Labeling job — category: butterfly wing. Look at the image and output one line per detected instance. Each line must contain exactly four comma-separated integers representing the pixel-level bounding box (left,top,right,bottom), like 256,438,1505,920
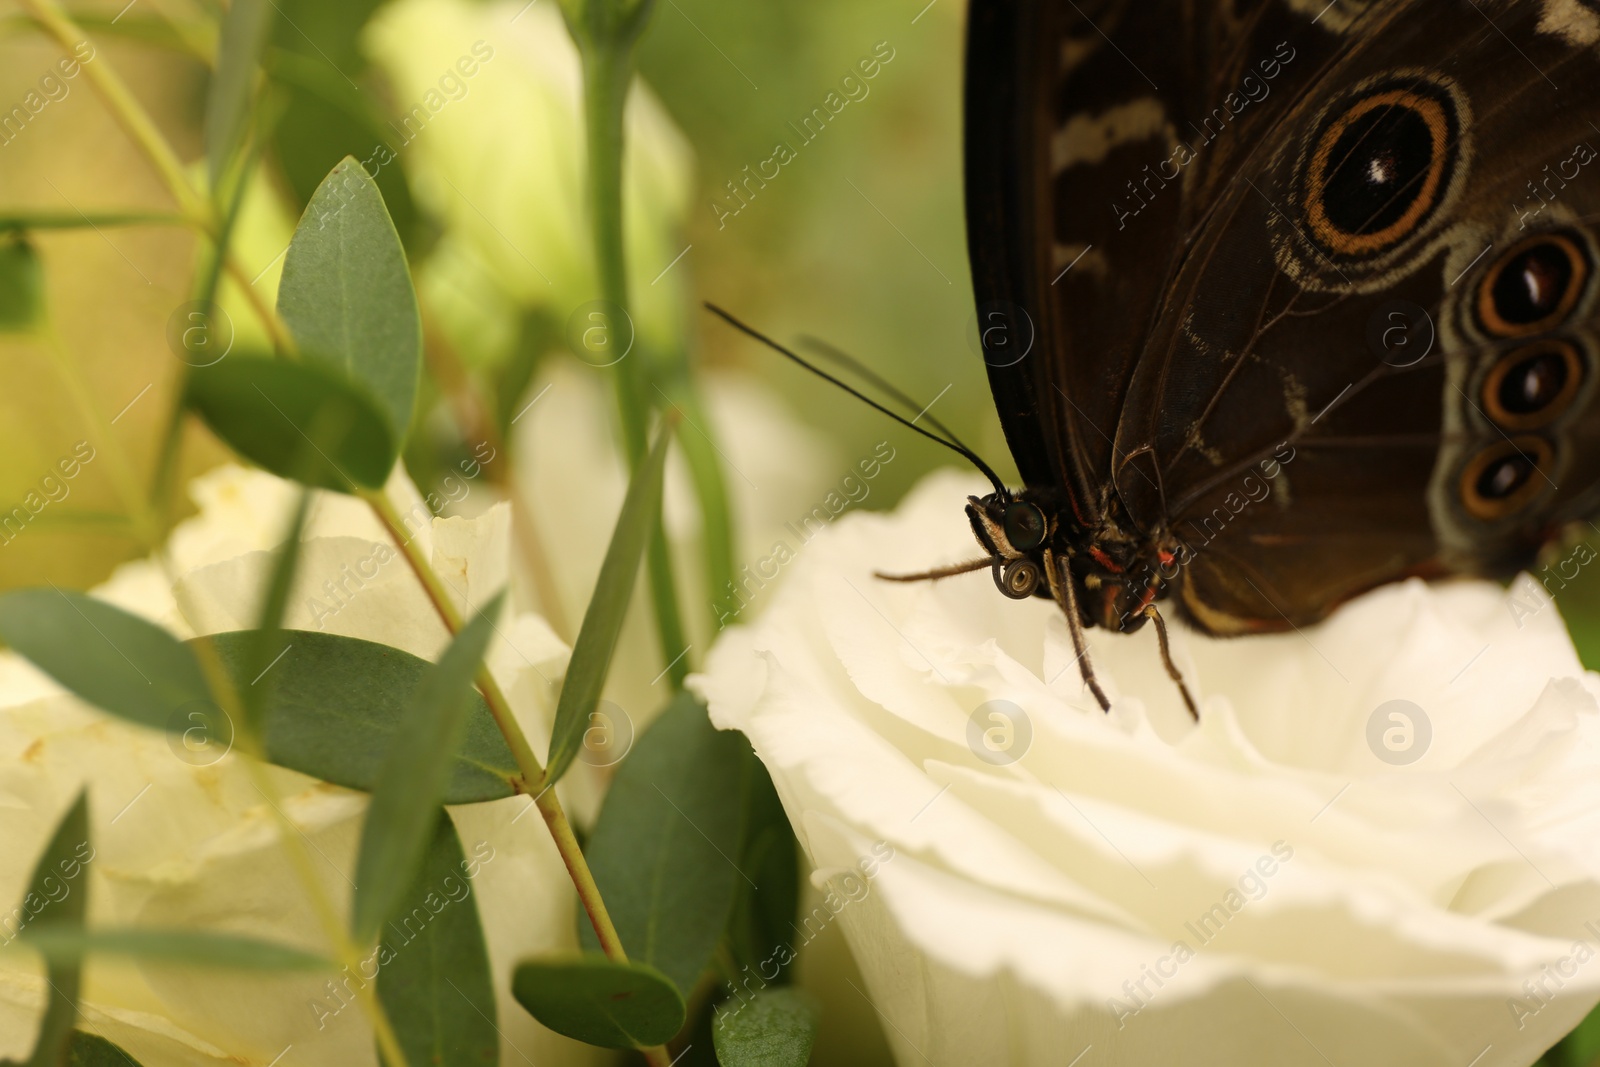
964,0,1351,520
968,0,1600,634
1103,0,1600,632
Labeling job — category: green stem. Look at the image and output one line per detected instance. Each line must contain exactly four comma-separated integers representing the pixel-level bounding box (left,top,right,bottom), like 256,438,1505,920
362,487,548,787
16,0,292,354
366,480,670,1067
579,41,690,687
661,375,736,633
38,325,411,1067
0,210,187,230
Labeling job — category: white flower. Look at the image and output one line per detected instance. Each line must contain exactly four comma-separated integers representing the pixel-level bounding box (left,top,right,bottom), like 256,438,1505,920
693,468,1600,1067
0,466,601,1067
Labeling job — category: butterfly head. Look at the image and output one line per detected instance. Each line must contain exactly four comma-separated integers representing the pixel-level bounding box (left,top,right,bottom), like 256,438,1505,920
965,493,1052,601
966,492,1175,634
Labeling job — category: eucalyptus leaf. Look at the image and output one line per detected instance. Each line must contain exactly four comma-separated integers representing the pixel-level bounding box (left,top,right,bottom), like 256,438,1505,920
0,231,44,333
66,1032,146,1067
17,791,89,1067
352,594,503,943
712,988,819,1067
377,815,498,1066
0,589,208,730
547,422,672,784
203,0,272,185
579,692,749,998
200,629,518,802
185,354,396,491
511,954,684,1049
15,927,332,971
278,156,420,449
725,748,800,984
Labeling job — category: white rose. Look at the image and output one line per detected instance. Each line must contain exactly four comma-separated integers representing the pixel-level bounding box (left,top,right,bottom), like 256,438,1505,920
0,466,601,1067
693,469,1600,1067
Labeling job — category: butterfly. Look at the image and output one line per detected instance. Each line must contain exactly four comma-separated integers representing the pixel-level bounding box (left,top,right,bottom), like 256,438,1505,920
925,0,1600,716
712,0,1600,720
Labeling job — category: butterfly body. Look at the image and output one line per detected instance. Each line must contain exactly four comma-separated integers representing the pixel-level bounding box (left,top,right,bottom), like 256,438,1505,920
963,0,1600,665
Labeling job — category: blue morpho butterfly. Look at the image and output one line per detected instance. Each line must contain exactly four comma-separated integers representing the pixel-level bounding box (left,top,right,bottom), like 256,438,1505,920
712,0,1600,719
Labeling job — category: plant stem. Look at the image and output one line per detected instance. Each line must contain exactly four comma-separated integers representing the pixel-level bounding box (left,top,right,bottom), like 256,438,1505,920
534,789,624,958
16,11,407,1054
17,0,206,223
17,0,293,353
659,375,736,635
39,325,412,1067
365,480,671,1067
362,487,548,786
579,42,691,687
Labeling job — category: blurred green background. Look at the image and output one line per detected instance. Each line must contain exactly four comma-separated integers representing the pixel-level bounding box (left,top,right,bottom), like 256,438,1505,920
0,0,1013,589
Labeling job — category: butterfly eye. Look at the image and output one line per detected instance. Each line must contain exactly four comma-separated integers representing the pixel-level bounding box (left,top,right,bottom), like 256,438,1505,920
1476,232,1590,338
1002,501,1047,551
996,558,1041,600
1481,341,1583,430
1303,80,1460,259
1459,436,1553,521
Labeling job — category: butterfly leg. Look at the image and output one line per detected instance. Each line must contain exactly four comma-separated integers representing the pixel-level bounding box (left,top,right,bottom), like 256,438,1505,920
1043,549,1111,712
1145,605,1199,722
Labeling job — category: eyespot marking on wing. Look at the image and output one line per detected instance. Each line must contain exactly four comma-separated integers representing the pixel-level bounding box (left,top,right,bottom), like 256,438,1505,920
1474,231,1592,338
1480,341,1584,431
1458,436,1554,521
1303,80,1461,258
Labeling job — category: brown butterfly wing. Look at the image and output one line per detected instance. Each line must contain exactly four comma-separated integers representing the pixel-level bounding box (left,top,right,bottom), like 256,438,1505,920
964,0,1351,519
969,0,1600,635
1105,1,1600,633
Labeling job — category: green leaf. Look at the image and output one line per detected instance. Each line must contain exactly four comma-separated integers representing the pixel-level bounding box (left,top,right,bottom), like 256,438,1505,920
200,630,518,803
547,422,673,784
14,927,332,971
0,589,208,730
377,816,498,1066
0,231,44,333
578,692,749,998
278,156,421,450
17,791,89,1067
712,988,818,1067
351,594,504,943
511,954,684,1049
1551,1002,1600,1067
185,353,396,491
66,1032,146,1067
203,0,273,186
725,747,800,984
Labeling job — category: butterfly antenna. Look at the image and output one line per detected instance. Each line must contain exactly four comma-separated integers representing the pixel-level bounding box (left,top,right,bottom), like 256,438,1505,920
704,303,1009,497
795,334,971,453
